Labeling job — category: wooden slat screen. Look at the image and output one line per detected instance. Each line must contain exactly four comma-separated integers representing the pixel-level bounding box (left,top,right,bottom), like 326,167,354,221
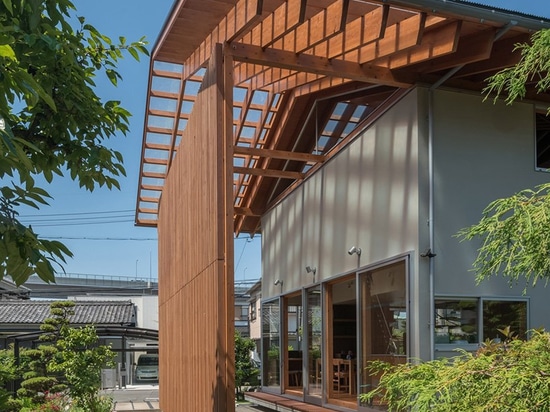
158,44,235,412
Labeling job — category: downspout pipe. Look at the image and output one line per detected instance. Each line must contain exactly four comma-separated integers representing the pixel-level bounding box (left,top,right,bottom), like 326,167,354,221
426,19,516,360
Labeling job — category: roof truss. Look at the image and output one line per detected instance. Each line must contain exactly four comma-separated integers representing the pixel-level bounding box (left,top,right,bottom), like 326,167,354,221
136,0,550,231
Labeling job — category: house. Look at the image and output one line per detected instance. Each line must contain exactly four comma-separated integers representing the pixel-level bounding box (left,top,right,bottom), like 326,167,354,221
135,1,550,411
0,300,136,347
247,280,262,354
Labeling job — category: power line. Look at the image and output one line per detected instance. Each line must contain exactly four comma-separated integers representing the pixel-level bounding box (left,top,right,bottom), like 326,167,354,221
19,209,135,218
27,218,134,227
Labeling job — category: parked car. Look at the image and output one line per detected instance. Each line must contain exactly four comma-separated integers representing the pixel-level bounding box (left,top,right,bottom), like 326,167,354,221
135,354,159,382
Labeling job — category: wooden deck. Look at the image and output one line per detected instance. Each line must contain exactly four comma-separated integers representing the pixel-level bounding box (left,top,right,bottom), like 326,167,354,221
245,391,353,412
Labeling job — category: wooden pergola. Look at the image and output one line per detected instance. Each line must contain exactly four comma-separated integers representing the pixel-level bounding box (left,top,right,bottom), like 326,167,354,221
135,2,550,411
136,0,550,234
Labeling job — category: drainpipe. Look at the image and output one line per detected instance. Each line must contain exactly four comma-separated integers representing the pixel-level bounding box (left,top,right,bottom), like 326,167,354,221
426,20,517,360
427,89,435,360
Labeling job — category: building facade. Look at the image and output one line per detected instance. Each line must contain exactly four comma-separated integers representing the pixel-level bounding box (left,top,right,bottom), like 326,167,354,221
259,87,550,410
135,1,550,411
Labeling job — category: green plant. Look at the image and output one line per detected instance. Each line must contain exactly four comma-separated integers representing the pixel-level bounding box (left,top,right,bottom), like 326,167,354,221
309,346,321,360
234,331,259,400
17,301,115,411
0,0,149,284
267,345,279,359
361,329,550,411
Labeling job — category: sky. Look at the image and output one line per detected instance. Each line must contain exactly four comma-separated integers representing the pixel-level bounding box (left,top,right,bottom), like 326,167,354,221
16,0,261,284
14,0,550,285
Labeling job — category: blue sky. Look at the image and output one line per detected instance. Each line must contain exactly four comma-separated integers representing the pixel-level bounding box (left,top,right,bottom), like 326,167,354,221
475,1,550,17
18,0,262,283
16,0,549,284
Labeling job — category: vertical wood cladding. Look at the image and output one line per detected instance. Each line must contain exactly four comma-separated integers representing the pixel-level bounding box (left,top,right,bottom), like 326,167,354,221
158,44,235,412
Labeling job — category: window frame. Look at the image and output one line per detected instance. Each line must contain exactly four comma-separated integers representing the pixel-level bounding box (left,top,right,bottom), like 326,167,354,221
434,296,529,351
535,111,550,172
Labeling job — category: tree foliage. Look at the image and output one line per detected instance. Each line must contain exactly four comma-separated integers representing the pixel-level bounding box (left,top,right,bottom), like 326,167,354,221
234,331,259,400
361,330,550,411
0,0,148,285
456,183,550,288
484,29,550,108
18,301,115,411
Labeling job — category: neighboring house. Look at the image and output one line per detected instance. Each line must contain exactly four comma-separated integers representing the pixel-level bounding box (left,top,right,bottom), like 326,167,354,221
235,285,251,337
0,300,136,347
0,279,30,300
134,1,550,411
247,280,262,354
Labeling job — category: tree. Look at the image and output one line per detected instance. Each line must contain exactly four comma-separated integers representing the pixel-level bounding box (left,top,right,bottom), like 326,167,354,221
50,324,115,411
0,0,148,285
18,301,115,411
234,331,259,400
456,183,550,289
484,29,550,108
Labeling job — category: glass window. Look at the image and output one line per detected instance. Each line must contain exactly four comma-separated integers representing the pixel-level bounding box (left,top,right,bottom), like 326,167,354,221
482,300,527,341
434,300,478,344
250,300,257,321
360,260,407,407
536,112,550,170
262,300,281,388
306,286,322,398
434,299,528,345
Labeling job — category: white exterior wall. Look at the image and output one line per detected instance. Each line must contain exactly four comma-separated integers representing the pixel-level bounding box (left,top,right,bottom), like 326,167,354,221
70,295,158,330
432,89,550,331
262,90,430,358
261,86,550,362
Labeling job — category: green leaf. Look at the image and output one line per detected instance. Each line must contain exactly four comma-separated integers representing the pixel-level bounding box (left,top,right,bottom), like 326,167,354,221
0,44,16,59
2,0,12,14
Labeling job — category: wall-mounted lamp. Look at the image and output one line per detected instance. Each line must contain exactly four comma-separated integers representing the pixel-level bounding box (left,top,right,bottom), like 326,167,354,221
348,246,362,256
305,266,317,282
274,279,283,293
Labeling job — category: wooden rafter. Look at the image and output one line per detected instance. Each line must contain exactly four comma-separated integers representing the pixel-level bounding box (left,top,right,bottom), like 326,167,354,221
137,0,550,228
234,146,326,163
227,42,414,87
234,166,305,180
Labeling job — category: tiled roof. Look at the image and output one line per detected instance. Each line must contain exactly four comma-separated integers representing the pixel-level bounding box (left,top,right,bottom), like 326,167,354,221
0,300,135,326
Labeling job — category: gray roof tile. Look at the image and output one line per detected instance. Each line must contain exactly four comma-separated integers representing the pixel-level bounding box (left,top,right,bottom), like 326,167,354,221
0,300,135,326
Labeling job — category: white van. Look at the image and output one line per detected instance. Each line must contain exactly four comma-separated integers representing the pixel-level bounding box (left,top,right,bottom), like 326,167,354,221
135,354,159,382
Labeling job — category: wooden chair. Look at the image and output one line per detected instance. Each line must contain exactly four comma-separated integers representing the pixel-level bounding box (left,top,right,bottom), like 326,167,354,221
333,359,351,393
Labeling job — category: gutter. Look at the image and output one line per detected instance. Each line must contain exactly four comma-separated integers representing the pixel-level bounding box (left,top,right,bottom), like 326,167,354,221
382,0,550,31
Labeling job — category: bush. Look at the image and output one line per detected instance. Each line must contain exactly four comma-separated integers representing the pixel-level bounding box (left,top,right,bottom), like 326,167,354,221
361,329,550,411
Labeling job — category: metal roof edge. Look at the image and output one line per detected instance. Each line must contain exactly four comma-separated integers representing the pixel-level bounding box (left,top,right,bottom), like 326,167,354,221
385,0,550,31
151,0,183,62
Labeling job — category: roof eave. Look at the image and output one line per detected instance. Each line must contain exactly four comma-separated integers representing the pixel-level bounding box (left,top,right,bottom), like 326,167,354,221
388,0,550,31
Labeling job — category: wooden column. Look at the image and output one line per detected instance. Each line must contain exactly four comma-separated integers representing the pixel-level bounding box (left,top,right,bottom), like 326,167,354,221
157,43,234,412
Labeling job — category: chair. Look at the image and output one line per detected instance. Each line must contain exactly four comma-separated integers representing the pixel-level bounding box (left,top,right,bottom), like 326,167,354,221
333,359,351,393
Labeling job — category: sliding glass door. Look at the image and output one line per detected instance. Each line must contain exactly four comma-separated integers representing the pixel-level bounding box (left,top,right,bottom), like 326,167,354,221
283,293,303,394
359,259,407,409
262,299,281,390
305,285,322,401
